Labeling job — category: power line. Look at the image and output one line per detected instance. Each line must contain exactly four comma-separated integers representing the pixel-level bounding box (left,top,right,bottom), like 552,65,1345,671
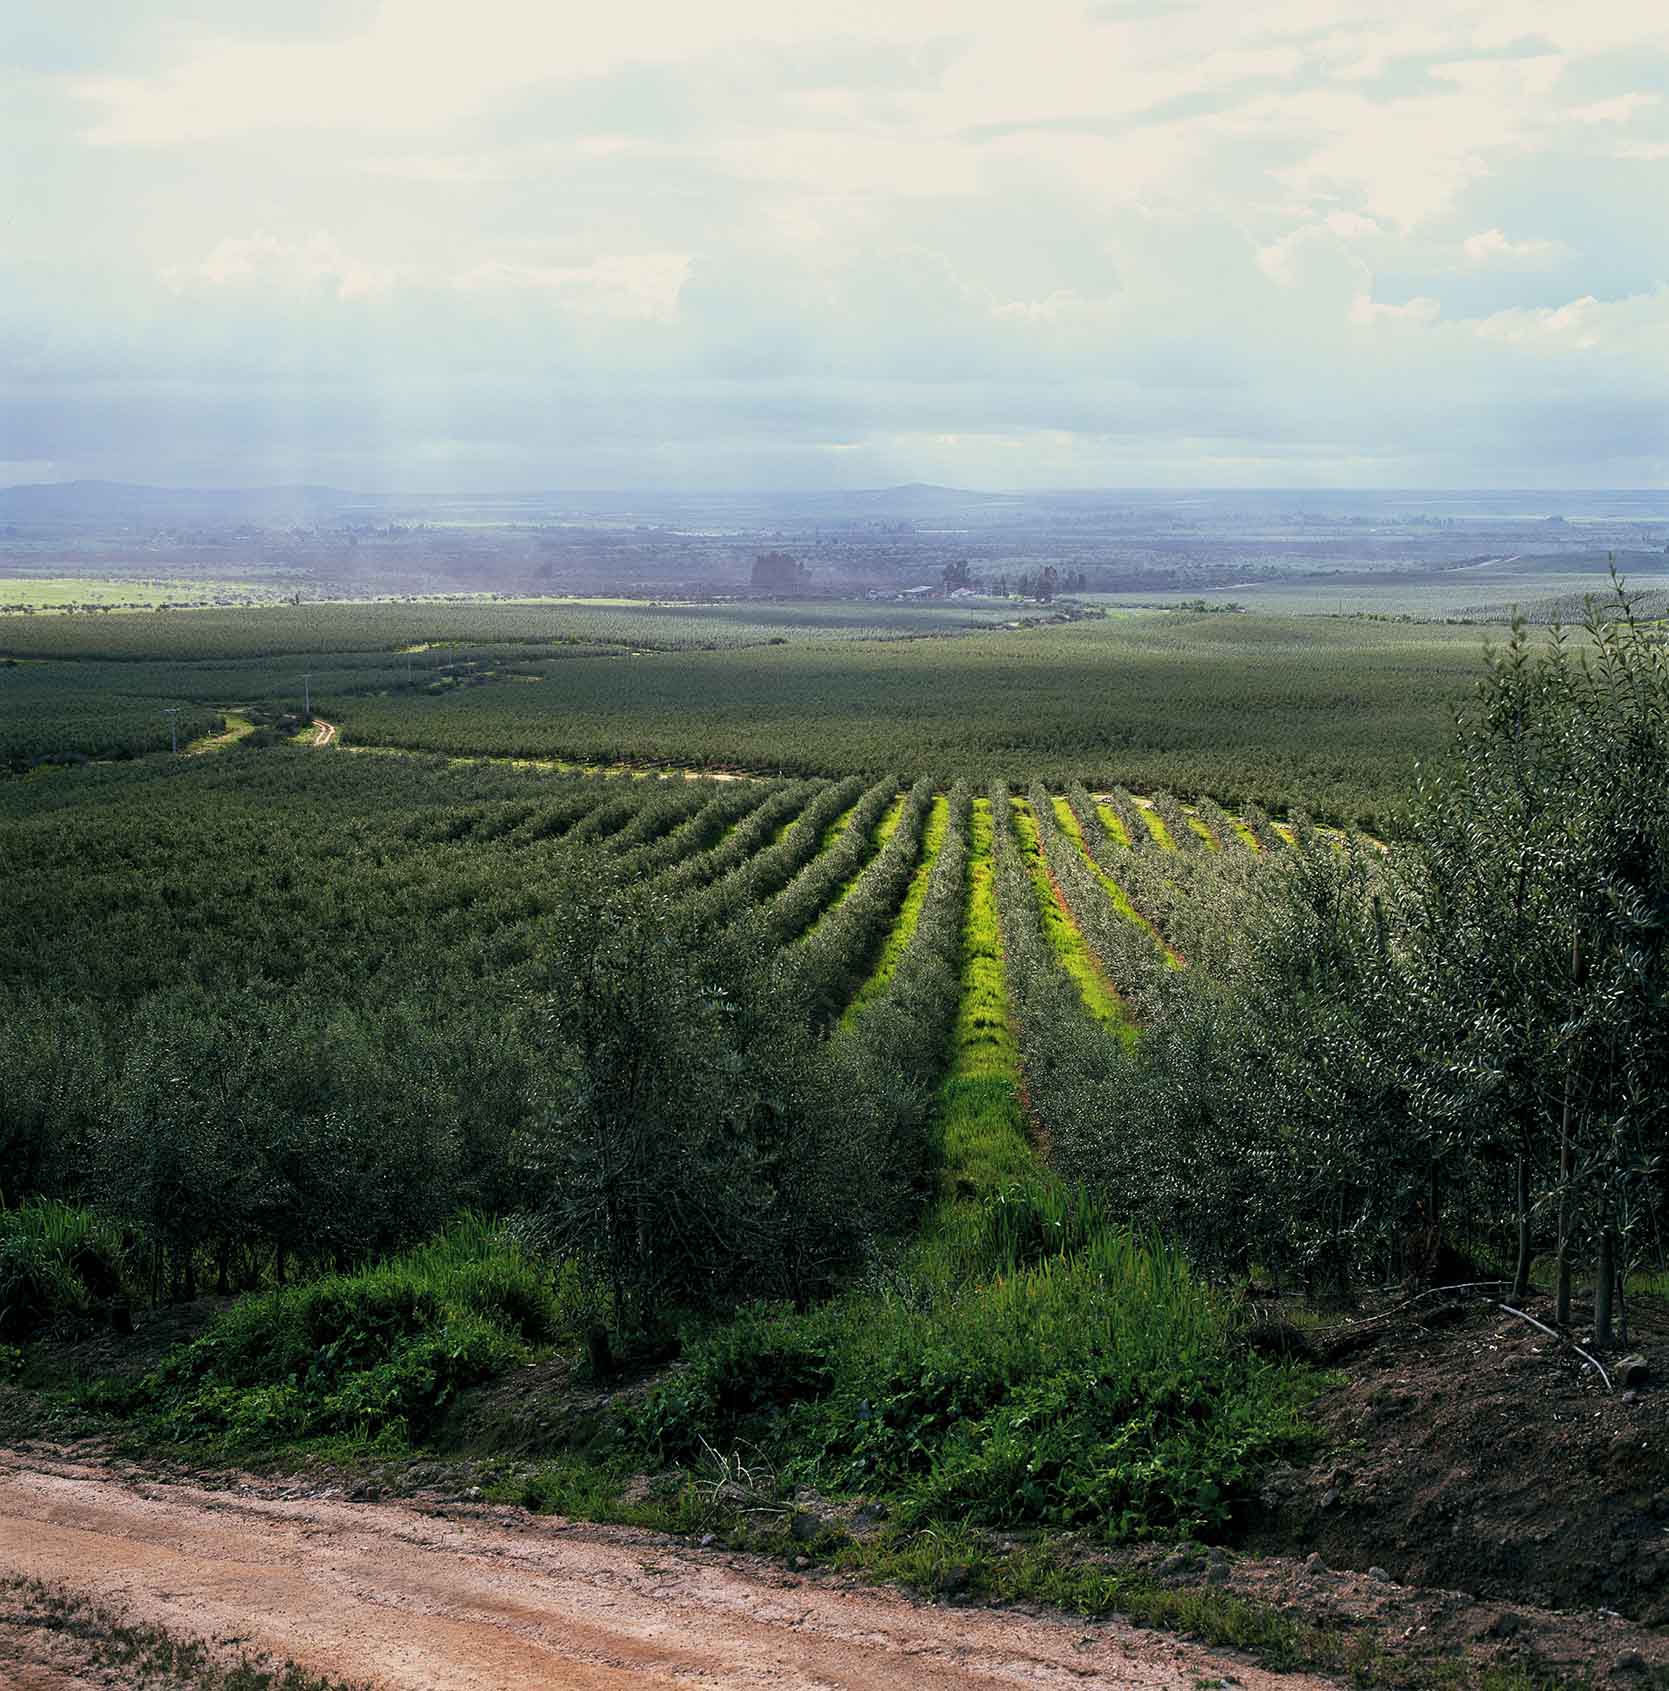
161,707,180,755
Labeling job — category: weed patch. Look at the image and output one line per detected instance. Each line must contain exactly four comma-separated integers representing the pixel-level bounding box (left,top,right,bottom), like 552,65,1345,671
87,1219,553,1449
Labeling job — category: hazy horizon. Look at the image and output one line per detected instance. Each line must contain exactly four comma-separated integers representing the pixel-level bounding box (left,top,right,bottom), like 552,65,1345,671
5,1,1667,492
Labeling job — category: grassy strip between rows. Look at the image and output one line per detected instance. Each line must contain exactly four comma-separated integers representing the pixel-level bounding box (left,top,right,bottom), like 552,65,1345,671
924,794,1031,1201
1055,797,1182,970
814,792,866,855
1091,800,1127,847
792,787,906,941
838,794,949,1029
1010,799,1132,1037
1133,801,1177,850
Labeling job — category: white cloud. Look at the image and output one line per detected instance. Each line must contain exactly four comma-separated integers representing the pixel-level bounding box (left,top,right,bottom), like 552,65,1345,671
452,255,692,322
161,232,397,301
1349,292,1440,325
1473,294,1601,348
1462,228,1565,266
1256,213,1379,286
1565,92,1662,124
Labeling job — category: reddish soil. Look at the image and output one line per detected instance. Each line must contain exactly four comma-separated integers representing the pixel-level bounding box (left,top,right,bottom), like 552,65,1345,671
0,1448,1335,1691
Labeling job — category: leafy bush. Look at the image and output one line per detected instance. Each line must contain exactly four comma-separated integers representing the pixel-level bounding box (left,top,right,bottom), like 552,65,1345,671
525,861,898,1338
0,1201,123,1340
121,1220,553,1446
630,1225,1314,1543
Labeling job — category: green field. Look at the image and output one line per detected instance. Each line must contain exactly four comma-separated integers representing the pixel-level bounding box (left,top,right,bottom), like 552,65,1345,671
0,596,1489,824
0,575,288,611
5,582,1666,1690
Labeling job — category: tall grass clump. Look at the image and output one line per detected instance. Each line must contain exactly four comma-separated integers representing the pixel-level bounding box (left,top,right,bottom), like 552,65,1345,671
630,1214,1313,1543
0,1200,123,1340
107,1216,556,1448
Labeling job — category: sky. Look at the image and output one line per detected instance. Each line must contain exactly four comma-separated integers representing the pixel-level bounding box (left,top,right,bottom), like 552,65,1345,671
3,0,1667,491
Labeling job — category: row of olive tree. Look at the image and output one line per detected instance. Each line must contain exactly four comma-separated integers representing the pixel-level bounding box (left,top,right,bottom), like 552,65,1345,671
3,850,932,1339
1056,580,1667,1343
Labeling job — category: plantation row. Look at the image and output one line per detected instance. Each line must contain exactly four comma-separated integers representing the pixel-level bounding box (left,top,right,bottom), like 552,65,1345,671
3,598,1494,821
1,747,1274,1319
0,598,1001,664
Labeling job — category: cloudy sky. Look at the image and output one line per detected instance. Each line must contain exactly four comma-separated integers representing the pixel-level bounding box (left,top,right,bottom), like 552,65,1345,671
4,1,1667,490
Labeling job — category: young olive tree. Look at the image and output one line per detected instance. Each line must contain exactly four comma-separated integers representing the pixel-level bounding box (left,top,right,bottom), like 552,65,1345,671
1405,581,1669,1340
1070,577,1667,1335
523,863,881,1343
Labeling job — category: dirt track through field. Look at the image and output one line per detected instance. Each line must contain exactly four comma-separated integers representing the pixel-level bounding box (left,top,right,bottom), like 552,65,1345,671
0,1449,1338,1690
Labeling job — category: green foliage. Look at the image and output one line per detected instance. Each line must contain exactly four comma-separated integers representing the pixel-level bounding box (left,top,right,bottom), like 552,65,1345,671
629,1226,1315,1543
524,863,898,1334
110,1221,553,1446
0,1201,123,1340
1049,579,1669,1309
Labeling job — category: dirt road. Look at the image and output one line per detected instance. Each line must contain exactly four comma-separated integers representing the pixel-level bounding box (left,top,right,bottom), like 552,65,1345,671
312,717,337,748
0,1449,1336,1690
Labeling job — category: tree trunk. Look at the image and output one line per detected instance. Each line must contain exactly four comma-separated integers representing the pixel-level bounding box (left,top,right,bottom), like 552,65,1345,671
1594,1227,1615,1349
1555,1090,1574,1324
1556,928,1580,1328
1512,1152,1533,1301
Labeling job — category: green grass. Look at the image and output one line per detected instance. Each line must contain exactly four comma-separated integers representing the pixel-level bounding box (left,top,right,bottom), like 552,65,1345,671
840,795,949,1028
1011,801,1131,1034
1056,798,1181,969
0,1200,122,1341
86,1218,557,1451
1095,801,1132,847
628,1224,1318,1543
925,796,1032,1197
1135,801,1177,850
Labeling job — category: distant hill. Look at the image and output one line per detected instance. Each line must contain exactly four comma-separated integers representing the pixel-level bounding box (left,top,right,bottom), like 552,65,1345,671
0,481,371,526
0,480,1032,532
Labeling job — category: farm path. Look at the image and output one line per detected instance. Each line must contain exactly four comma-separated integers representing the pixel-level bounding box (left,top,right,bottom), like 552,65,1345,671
311,717,337,748
0,1448,1337,1691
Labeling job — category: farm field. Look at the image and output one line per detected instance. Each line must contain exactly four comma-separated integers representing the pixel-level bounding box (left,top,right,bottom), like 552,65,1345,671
0,595,1490,824
5,589,1667,1691
0,575,293,611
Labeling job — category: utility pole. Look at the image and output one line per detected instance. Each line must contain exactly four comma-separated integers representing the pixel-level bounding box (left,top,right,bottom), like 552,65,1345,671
302,672,314,718
162,707,180,755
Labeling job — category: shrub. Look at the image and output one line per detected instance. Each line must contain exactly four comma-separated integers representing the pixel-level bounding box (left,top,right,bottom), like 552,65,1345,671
630,1225,1316,1544
125,1220,553,1447
0,1201,123,1340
